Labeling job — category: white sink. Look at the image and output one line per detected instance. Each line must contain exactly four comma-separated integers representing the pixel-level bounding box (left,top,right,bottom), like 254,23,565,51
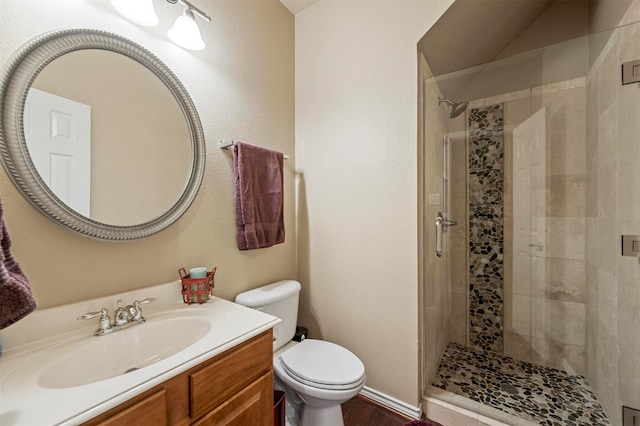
42,314,210,388
3,309,213,391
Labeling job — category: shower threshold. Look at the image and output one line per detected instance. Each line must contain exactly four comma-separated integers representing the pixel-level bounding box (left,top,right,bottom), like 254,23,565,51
432,342,610,426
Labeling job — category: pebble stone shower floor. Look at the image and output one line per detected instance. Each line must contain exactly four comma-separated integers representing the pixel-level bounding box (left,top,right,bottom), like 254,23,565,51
432,342,610,426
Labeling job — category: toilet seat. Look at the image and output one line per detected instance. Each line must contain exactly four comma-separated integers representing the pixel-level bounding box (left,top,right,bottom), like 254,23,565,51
279,339,365,391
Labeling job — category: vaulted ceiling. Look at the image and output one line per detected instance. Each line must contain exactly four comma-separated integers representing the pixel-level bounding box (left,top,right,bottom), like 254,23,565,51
279,0,319,15
418,0,589,79
417,0,635,100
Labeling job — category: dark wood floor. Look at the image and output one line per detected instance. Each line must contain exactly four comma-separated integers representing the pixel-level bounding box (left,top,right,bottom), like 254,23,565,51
343,395,409,426
343,396,442,426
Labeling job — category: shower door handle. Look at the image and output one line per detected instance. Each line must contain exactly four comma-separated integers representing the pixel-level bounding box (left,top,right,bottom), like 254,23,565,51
442,218,457,227
435,213,443,257
435,212,457,258
436,212,457,257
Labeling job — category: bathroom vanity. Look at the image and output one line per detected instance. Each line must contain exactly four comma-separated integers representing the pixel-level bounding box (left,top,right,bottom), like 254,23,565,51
82,330,273,426
0,281,280,426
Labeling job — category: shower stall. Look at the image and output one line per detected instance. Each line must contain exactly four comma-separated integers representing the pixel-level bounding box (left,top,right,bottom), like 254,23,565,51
419,2,640,425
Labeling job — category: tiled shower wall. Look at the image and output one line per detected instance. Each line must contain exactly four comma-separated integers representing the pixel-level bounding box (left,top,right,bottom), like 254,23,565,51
585,10,640,424
467,105,505,353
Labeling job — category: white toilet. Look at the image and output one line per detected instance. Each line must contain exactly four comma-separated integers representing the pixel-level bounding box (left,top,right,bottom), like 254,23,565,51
235,280,366,426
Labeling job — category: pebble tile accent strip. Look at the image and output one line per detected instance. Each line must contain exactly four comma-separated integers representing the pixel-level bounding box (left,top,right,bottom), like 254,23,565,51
468,104,505,353
432,342,610,426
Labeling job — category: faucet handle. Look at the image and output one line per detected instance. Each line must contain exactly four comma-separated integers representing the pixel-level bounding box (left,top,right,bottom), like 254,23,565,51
77,308,109,321
77,308,112,335
134,297,156,306
132,297,156,322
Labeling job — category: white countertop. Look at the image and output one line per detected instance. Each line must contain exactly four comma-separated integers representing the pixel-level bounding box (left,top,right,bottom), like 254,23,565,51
0,281,280,426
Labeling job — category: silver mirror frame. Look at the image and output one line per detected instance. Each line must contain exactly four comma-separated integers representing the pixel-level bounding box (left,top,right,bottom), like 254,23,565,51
0,29,205,241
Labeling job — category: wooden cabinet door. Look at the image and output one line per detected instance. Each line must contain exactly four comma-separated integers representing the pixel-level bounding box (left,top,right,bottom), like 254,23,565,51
189,331,272,419
94,389,167,426
192,372,273,426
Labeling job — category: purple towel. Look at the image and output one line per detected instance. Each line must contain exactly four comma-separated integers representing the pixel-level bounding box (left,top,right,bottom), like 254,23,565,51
234,141,285,250
0,210,36,329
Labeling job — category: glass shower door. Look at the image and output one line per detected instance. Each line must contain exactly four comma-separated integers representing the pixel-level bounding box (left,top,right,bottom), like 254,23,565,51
511,107,547,364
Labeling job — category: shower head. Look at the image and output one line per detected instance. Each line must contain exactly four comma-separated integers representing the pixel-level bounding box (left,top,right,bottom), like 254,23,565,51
438,97,468,119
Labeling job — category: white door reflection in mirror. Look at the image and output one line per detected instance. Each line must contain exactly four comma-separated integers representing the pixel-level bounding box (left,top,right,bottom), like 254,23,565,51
27,49,191,226
25,88,91,217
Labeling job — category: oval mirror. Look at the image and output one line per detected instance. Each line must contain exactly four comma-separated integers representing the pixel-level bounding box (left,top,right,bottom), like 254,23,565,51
0,29,205,240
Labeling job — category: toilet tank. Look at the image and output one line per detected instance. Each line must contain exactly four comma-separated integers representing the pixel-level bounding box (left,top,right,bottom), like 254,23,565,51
234,280,301,351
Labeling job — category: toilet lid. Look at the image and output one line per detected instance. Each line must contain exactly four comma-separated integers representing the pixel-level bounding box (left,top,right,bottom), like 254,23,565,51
280,339,365,387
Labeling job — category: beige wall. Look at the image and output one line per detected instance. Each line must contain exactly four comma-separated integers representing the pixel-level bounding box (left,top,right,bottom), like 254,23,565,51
295,0,453,407
0,0,295,308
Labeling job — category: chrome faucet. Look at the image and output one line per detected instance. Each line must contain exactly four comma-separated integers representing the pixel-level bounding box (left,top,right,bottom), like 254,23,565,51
78,297,156,336
113,300,129,327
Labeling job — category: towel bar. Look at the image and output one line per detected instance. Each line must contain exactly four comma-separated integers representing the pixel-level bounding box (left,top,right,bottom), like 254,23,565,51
218,139,289,160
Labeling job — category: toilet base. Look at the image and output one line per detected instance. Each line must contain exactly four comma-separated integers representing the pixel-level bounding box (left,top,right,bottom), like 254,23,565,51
300,404,344,426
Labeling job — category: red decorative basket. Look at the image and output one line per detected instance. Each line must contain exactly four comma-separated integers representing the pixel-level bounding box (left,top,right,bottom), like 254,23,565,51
179,267,216,304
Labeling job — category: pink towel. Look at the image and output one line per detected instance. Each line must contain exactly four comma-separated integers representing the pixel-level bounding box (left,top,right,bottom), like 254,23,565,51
234,141,285,250
0,210,36,329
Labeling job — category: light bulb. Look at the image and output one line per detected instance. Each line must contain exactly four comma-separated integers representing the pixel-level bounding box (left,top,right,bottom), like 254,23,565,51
110,0,159,27
167,9,205,51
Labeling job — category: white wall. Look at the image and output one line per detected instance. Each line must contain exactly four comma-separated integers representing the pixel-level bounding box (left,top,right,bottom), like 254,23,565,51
0,0,295,308
295,0,453,407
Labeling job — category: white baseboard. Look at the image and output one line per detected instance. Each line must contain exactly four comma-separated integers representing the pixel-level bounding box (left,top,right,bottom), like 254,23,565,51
359,386,422,420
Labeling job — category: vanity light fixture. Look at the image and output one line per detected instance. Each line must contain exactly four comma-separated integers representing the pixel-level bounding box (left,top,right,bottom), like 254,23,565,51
166,0,211,51
110,0,159,27
167,8,205,51
110,0,211,51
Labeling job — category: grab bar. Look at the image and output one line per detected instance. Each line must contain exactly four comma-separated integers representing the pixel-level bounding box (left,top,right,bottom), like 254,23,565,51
435,212,457,258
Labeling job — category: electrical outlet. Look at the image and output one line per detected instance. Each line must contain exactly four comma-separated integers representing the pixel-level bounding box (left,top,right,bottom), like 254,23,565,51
623,406,640,426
